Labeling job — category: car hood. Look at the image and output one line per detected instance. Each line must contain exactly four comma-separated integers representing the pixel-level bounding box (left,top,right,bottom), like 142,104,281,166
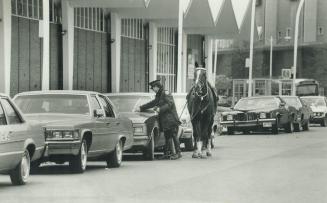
310,105,327,113
119,112,156,123
24,114,91,128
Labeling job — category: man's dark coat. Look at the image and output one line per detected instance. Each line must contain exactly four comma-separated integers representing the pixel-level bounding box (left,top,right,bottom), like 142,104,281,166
140,88,181,131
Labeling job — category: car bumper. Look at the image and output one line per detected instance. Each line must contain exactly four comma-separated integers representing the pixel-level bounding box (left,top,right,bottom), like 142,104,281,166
44,141,82,157
310,116,325,124
221,119,277,130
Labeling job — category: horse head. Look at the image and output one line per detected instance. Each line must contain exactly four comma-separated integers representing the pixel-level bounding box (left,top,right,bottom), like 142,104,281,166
194,67,207,96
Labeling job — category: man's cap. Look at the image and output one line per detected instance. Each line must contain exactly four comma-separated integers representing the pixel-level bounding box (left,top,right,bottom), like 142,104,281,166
149,79,162,88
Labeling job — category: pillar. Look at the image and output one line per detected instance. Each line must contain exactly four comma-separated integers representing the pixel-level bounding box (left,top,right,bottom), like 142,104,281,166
149,22,157,83
41,0,50,90
111,13,121,93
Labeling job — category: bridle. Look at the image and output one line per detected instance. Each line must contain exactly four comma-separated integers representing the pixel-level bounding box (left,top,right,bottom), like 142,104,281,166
194,68,208,101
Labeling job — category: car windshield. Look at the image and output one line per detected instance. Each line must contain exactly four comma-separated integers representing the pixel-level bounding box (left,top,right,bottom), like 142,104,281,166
173,95,189,116
281,97,302,109
14,94,90,115
296,84,317,96
301,97,326,107
108,95,153,112
234,97,279,111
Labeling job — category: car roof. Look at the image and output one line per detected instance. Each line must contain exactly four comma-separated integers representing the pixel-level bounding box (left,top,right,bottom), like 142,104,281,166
172,93,187,96
105,92,154,97
14,90,100,97
301,96,325,99
280,96,298,98
0,93,9,98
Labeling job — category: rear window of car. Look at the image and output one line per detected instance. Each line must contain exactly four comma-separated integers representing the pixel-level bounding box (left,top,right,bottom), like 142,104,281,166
14,94,90,115
109,95,153,112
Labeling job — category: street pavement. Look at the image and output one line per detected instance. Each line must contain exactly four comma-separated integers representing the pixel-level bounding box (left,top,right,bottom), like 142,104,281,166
1,126,327,203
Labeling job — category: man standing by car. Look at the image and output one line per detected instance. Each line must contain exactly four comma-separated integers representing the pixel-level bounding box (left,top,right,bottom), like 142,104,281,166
138,79,182,160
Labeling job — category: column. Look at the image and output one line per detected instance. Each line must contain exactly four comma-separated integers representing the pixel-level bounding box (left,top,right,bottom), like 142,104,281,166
181,32,187,92
0,0,11,95
111,13,121,93
205,36,214,85
62,0,74,90
148,22,157,82
41,0,50,90
176,0,183,93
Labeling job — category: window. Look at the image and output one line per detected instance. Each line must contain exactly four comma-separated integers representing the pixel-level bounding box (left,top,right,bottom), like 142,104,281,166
90,96,101,110
98,96,115,118
0,103,7,125
74,7,106,32
121,18,144,40
11,0,43,20
1,99,22,125
157,27,176,92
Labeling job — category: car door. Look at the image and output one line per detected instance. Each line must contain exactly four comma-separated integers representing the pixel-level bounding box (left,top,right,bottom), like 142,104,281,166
298,98,310,123
277,98,290,125
87,95,109,156
0,98,27,170
98,95,120,152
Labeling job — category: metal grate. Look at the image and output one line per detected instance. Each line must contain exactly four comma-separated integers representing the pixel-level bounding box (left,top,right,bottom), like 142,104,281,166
157,27,176,92
11,0,43,20
74,7,106,33
121,18,144,40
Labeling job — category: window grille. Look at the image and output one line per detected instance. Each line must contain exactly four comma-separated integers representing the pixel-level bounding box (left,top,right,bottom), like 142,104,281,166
11,0,43,20
157,27,176,92
74,7,106,33
121,18,144,40
49,0,61,24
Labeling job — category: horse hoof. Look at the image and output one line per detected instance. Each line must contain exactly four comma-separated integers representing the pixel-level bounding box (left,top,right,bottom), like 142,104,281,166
206,152,212,157
192,152,201,158
200,154,207,159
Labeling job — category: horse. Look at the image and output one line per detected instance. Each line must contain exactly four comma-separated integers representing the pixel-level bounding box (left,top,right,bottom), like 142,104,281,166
186,67,218,158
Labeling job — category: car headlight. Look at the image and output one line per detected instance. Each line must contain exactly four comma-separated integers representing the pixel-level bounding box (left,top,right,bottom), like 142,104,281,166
133,124,147,135
259,113,266,119
46,130,80,140
227,115,233,121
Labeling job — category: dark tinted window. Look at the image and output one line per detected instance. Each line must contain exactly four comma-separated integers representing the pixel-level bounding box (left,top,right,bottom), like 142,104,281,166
1,99,22,124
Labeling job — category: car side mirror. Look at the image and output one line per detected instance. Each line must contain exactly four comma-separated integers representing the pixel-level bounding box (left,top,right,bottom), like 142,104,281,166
94,109,105,117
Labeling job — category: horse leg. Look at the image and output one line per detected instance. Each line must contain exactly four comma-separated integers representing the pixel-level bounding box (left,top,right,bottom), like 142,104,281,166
192,122,202,158
206,138,212,157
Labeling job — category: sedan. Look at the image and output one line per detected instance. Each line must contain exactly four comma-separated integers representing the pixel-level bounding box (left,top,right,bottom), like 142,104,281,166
220,96,297,134
106,93,166,160
280,96,311,131
14,91,133,173
0,93,44,185
301,96,327,126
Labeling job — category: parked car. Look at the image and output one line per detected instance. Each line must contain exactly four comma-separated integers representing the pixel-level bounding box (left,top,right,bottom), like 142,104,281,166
0,93,44,185
220,96,297,134
13,91,133,173
280,96,311,131
217,106,232,134
106,93,166,160
301,96,327,126
172,93,219,150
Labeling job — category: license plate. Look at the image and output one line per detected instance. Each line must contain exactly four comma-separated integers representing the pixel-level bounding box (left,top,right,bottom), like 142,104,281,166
263,122,272,127
222,126,227,132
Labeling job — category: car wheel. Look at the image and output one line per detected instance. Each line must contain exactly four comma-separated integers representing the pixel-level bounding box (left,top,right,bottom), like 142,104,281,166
10,150,30,185
294,122,301,132
70,139,88,173
285,121,294,133
272,119,279,134
227,127,234,135
302,121,309,131
107,139,123,167
321,117,327,127
143,129,155,160
184,135,194,151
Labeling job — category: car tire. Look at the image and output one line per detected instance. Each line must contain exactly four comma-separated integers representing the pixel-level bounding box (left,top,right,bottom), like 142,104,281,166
302,121,309,131
227,127,234,135
107,139,123,167
285,121,294,133
70,139,88,173
321,117,327,127
184,136,194,151
10,150,30,185
272,119,279,134
143,130,155,160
